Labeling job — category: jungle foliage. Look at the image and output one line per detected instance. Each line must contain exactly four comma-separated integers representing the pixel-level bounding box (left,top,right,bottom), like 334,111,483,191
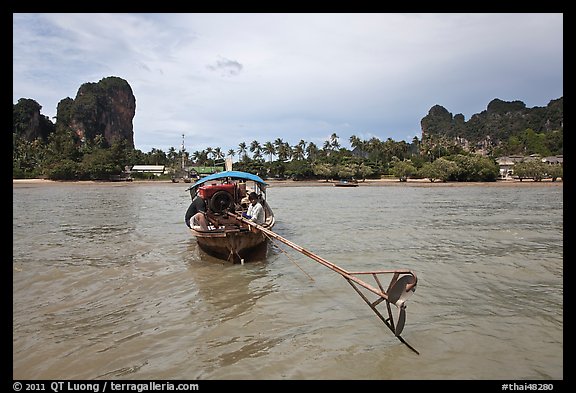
13,93,563,182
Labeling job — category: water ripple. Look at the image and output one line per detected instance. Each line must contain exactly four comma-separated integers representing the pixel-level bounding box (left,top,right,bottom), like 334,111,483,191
13,182,563,380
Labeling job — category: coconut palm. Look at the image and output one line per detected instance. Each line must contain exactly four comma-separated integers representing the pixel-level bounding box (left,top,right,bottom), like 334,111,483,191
238,142,248,161
250,140,262,160
213,147,224,164
306,142,320,162
329,133,340,150
292,139,307,160
263,141,275,162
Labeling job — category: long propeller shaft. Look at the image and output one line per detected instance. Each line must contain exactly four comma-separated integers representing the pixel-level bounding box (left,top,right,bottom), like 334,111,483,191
228,212,419,354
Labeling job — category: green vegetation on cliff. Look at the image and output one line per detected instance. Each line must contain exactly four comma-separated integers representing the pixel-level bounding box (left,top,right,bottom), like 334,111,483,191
421,97,563,157
13,76,562,182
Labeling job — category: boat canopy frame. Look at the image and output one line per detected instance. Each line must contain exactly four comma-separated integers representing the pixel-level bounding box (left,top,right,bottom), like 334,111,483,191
186,170,268,191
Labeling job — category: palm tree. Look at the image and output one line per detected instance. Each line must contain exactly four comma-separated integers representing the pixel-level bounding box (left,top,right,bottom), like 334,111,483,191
250,140,262,160
349,135,360,149
167,146,178,168
306,142,319,163
273,138,284,160
191,150,203,164
277,142,292,162
205,147,214,164
238,142,248,161
213,147,224,164
292,140,307,160
330,133,340,150
366,137,383,165
147,148,167,165
263,141,275,162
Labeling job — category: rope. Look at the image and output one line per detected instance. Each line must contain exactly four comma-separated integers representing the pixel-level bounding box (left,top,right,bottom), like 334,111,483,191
263,232,315,282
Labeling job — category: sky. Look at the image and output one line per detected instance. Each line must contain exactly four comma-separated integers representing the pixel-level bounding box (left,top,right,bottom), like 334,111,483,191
13,13,563,155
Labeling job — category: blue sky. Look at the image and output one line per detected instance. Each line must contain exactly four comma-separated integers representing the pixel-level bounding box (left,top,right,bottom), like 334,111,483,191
13,13,563,155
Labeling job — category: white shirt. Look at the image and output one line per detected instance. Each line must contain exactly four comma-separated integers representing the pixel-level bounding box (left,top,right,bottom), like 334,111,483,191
247,201,265,224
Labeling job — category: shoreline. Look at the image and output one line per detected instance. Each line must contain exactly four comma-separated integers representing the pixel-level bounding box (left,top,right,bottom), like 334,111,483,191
13,178,563,187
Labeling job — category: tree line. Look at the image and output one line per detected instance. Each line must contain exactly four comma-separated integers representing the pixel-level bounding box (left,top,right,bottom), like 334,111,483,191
14,78,562,182
12,127,563,182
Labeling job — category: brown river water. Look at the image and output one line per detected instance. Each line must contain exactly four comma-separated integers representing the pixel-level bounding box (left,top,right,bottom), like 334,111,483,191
12,181,563,380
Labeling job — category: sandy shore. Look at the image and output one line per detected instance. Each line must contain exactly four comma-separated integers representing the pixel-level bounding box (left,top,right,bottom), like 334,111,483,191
13,178,563,187
267,178,563,187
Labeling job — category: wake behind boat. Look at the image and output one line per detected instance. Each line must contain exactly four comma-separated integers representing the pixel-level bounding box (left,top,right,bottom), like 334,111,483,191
186,170,274,263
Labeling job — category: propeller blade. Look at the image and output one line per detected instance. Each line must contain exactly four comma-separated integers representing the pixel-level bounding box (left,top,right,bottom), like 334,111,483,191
395,305,406,336
388,274,416,306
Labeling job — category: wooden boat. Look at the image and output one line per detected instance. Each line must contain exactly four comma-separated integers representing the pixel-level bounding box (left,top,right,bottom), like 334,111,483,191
186,172,420,351
334,179,358,187
186,170,274,263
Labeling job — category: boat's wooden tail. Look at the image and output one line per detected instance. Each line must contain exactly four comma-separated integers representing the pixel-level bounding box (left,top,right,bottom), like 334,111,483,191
228,212,419,354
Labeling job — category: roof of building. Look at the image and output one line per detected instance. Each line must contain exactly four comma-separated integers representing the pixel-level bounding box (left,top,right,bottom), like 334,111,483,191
496,156,526,165
542,156,563,164
189,166,224,174
131,165,165,172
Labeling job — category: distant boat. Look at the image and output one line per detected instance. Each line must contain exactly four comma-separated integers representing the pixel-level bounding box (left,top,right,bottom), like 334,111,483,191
186,171,275,263
109,173,133,182
334,179,359,187
172,173,195,183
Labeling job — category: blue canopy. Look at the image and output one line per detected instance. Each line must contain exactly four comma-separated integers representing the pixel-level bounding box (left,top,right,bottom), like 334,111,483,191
186,170,268,191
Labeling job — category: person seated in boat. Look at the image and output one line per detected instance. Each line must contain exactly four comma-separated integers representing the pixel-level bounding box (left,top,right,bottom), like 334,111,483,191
239,184,256,209
242,191,265,225
185,192,209,230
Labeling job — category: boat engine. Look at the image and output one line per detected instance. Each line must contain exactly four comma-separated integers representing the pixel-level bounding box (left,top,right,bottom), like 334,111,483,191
209,190,234,213
198,183,235,214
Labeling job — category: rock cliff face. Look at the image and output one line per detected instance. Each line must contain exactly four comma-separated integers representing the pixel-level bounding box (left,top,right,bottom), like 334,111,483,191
58,76,136,148
13,98,55,141
421,97,563,144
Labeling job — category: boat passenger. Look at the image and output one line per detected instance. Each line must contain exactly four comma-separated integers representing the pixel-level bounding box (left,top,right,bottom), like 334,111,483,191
185,192,209,230
243,192,265,225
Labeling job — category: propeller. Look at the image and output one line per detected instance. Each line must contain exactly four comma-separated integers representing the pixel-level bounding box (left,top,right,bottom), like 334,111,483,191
229,211,420,353
387,274,416,336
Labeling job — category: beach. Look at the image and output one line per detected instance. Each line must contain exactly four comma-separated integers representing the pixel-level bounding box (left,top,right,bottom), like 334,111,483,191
12,177,563,188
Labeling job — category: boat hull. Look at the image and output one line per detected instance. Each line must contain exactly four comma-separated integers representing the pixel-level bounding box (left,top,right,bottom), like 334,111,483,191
334,179,358,187
192,227,270,263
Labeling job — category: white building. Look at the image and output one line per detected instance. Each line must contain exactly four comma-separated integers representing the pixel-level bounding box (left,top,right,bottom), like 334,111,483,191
130,165,165,176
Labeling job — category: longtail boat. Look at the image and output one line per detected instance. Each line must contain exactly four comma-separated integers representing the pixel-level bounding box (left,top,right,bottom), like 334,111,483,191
186,170,274,263
186,171,419,353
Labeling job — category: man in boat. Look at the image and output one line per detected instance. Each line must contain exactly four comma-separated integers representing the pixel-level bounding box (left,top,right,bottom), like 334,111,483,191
185,191,209,230
242,192,265,225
